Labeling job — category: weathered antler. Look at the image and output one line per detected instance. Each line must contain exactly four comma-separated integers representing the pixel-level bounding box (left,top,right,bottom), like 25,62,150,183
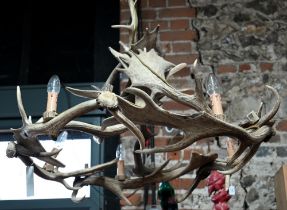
71,152,218,205
112,0,138,46
5,0,280,206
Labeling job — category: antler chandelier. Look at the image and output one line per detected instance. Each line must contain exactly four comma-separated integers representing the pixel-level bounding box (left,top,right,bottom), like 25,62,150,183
5,0,280,205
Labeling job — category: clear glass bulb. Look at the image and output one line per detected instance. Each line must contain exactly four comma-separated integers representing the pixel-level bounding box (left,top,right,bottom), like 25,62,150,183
55,131,68,149
47,75,61,93
116,143,125,160
206,73,222,96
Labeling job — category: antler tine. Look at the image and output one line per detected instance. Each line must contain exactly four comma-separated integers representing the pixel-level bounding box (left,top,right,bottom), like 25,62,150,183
71,189,85,203
27,99,100,137
75,176,132,205
166,63,187,80
226,142,248,166
58,158,118,179
176,165,211,203
257,102,264,118
133,141,154,176
16,86,29,126
256,85,280,127
7,141,62,158
101,116,121,128
146,159,171,178
109,47,131,69
111,0,138,46
132,140,180,177
109,108,145,150
74,152,217,202
218,144,260,175
162,149,184,173
65,86,101,99
65,120,127,138
119,87,201,128
18,155,78,190
19,152,118,191
104,63,122,88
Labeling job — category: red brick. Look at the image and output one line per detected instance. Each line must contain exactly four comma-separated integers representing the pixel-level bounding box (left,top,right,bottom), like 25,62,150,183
239,64,251,72
120,10,131,22
120,0,129,10
170,19,190,30
276,120,287,131
120,193,142,206
168,0,188,6
120,34,129,48
154,126,160,135
154,137,169,147
141,20,151,30
167,151,181,160
167,149,204,160
172,42,191,53
165,54,198,64
161,42,172,54
141,0,148,8
217,64,237,74
155,136,183,147
142,9,157,20
159,8,196,18
170,178,207,189
161,30,198,41
184,150,191,160
260,62,273,72
149,0,166,7
150,20,169,30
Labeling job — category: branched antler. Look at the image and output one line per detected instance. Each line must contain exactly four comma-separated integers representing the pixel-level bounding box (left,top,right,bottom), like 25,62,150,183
112,0,138,46
5,0,280,206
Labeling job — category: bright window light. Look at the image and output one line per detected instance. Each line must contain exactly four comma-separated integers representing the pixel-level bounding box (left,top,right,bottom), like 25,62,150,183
0,138,91,200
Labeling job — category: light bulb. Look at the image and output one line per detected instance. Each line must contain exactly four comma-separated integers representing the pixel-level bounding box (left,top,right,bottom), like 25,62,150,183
43,130,67,172
116,143,126,181
47,75,61,93
55,131,68,149
46,75,61,114
116,143,125,160
206,73,222,96
206,73,224,117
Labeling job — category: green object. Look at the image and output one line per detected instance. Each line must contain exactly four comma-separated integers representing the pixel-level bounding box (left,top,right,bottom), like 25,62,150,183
157,181,178,210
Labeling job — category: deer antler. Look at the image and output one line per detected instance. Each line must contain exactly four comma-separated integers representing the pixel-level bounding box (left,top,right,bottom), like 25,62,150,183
112,0,138,46
5,0,280,206
71,152,218,205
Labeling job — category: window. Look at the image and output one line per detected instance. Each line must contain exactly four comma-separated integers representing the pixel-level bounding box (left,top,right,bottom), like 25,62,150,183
0,131,104,210
0,2,119,86
0,2,120,209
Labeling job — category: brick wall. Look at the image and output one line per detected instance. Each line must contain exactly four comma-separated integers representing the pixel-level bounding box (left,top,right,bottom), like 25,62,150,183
120,1,200,209
119,0,287,209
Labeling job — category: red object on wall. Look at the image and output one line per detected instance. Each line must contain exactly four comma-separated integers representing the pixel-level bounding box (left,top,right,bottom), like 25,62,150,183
213,202,230,210
207,170,225,195
207,171,231,210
